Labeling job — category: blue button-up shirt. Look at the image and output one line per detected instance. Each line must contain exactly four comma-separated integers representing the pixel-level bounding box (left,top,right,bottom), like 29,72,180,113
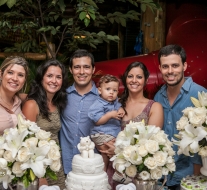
154,77,207,186
60,82,99,174
88,97,121,137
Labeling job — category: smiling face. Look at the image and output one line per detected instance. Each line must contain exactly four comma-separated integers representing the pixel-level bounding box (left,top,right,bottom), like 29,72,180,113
126,66,146,94
159,54,187,87
98,81,119,102
69,56,95,93
42,66,63,96
0,64,26,95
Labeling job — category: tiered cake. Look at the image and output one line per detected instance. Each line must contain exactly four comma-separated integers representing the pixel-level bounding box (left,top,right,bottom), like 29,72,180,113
65,136,111,190
181,175,207,190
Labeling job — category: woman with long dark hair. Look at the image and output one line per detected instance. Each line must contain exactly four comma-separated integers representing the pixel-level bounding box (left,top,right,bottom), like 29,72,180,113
22,59,68,189
120,61,163,128
102,62,164,188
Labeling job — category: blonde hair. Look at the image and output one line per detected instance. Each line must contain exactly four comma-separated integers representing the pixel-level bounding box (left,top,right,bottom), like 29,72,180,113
0,56,29,93
0,56,29,79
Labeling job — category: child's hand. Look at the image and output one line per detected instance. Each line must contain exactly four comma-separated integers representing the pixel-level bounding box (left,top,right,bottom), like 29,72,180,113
117,107,125,118
110,110,122,120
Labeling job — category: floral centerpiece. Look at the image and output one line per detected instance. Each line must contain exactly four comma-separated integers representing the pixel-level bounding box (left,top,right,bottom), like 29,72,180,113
110,121,175,181
0,115,61,189
172,91,207,157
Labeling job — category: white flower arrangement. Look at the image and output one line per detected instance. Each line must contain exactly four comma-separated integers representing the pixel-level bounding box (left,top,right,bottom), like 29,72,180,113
172,91,207,157
0,115,61,189
110,121,175,180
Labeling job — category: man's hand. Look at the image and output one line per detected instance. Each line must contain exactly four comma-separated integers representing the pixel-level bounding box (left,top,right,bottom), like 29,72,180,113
99,139,115,157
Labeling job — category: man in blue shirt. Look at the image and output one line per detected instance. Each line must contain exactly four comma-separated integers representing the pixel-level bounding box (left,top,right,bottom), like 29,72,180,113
154,44,207,190
60,49,99,174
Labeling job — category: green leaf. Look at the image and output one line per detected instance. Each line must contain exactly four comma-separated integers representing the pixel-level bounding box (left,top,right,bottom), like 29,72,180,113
54,15,59,21
62,18,68,25
0,0,7,6
88,9,95,14
79,12,87,21
89,43,96,49
23,174,30,188
6,0,16,8
114,17,119,24
108,18,114,24
46,168,58,180
141,4,146,12
30,169,36,181
84,17,90,27
107,35,114,40
97,31,106,36
82,0,98,9
51,29,56,35
68,18,73,26
57,0,66,12
89,12,95,20
119,17,126,27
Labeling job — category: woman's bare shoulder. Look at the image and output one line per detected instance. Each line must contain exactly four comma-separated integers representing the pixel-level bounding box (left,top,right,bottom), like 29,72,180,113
22,99,38,112
151,101,163,109
22,100,39,122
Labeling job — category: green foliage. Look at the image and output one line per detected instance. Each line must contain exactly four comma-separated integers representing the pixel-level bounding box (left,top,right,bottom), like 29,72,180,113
0,0,161,58
46,167,58,180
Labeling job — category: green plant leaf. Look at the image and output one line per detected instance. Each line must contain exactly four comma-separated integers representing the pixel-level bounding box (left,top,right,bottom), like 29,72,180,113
82,0,98,9
89,43,97,49
108,18,114,24
54,15,59,21
62,18,68,25
141,4,146,12
0,0,7,6
51,29,57,35
89,12,95,20
84,17,90,27
30,169,36,181
6,0,16,8
79,12,87,21
119,17,126,27
46,168,57,180
57,0,66,12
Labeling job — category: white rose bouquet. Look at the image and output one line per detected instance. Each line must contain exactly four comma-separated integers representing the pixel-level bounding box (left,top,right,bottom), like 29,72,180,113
110,121,175,181
0,115,61,189
173,91,207,157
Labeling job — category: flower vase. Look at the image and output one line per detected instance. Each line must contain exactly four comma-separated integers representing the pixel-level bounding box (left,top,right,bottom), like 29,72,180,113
133,175,167,190
133,175,157,190
16,180,38,190
200,156,207,176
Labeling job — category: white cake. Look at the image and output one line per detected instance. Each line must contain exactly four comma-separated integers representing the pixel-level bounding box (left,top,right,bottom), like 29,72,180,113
180,175,207,190
65,136,111,190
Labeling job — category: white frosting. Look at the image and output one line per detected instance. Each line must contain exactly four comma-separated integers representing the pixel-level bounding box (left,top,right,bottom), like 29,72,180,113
180,175,207,190
72,154,104,175
65,153,110,190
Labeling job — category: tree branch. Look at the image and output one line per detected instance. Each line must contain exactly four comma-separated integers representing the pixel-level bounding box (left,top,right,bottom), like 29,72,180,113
55,24,68,55
37,0,55,58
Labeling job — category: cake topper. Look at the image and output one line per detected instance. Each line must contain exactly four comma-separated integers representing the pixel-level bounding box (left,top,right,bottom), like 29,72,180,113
77,136,95,158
